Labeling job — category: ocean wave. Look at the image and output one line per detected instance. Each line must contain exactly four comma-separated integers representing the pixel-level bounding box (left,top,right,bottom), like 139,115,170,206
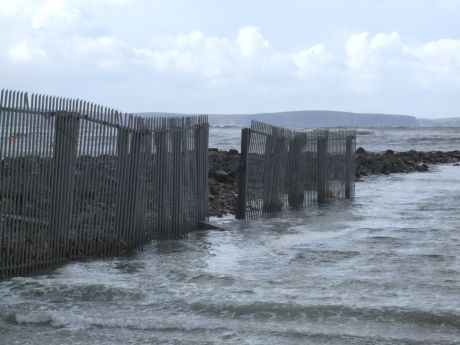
7,309,210,332
407,137,460,144
357,130,375,135
9,309,148,330
8,303,459,330
190,302,460,327
15,283,145,303
188,273,237,285
210,125,245,129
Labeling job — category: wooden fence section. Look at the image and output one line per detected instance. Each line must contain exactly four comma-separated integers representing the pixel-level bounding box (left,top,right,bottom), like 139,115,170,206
237,121,356,219
0,89,208,279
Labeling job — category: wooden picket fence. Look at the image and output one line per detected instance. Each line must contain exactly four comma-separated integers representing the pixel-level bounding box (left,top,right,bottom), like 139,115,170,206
0,89,208,279
237,121,356,219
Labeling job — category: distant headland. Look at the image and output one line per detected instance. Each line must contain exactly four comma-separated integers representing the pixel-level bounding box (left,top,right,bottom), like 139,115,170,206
141,111,460,128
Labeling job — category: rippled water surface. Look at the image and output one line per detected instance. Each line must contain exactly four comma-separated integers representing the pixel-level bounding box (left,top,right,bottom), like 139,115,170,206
1,165,459,344
210,126,460,152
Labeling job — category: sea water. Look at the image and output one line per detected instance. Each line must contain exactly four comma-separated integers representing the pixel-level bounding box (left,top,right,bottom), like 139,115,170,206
210,126,460,152
0,128,459,344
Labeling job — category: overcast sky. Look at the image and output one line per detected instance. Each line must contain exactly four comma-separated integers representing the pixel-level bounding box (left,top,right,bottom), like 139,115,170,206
1,0,459,118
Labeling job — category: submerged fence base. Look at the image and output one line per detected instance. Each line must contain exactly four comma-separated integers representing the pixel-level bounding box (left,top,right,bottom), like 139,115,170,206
0,89,209,279
237,121,356,219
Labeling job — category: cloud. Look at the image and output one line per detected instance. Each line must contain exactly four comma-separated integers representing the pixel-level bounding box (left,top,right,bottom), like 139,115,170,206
408,38,460,87
345,31,405,91
235,26,270,57
344,31,460,92
0,1,19,17
69,35,126,56
0,1,459,116
102,0,135,4
136,27,328,85
8,40,47,63
61,35,131,72
292,44,330,74
140,31,231,79
346,31,402,71
0,0,31,17
31,0,81,29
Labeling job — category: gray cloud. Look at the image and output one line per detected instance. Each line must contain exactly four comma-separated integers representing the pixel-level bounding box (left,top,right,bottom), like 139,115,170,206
1,0,459,117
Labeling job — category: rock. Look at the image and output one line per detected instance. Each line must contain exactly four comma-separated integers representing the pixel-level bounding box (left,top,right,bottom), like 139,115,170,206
213,170,231,182
408,149,418,157
453,163,460,166
417,163,429,172
206,148,459,217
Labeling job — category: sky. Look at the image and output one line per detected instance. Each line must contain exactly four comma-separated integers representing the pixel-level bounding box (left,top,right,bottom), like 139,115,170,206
1,0,460,118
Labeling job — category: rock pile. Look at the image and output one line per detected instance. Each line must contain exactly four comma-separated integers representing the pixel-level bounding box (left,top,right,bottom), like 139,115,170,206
208,148,460,216
208,148,241,217
355,148,460,178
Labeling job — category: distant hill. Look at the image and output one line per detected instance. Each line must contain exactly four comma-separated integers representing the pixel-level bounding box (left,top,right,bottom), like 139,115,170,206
418,117,460,127
140,110,460,127
208,111,419,127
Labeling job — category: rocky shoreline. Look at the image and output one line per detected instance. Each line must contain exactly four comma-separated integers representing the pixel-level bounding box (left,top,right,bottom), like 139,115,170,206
208,148,460,217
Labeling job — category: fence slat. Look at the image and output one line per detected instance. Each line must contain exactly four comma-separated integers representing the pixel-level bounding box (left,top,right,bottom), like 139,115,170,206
238,121,356,219
49,111,79,261
1,89,210,279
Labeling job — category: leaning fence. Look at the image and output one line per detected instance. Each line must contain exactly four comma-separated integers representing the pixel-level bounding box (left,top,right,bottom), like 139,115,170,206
237,121,356,219
0,89,208,279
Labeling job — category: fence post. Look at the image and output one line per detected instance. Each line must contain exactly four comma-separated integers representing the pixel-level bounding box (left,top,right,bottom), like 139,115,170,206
171,128,184,238
195,122,209,222
345,135,353,199
130,130,144,247
50,111,79,261
116,128,127,248
154,129,168,239
288,134,304,209
116,127,145,251
317,134,327,203
236,128,251,219
137,128,151,245
262,131,275,214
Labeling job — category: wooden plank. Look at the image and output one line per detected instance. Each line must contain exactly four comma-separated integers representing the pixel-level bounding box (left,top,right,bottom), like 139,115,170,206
236,128,251,219
345,135,354,199
49,111,79,261
317,135,327,203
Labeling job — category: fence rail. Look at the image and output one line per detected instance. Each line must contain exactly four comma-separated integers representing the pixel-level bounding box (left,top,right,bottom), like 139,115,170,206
237,121,356,219
0,89,208,279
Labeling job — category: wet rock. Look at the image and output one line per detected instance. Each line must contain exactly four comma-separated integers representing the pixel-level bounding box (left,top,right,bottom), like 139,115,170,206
213,170,230,182
207,147,459,216
417,163,429,172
